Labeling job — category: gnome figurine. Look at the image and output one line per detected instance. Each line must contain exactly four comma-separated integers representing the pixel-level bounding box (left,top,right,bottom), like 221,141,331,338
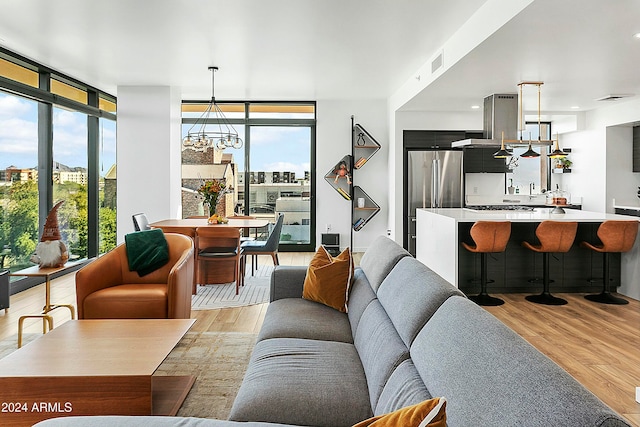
30,201,69,268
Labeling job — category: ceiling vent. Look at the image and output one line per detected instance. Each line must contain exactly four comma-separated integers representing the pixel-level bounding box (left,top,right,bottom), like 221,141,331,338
431,51,443,74
595,94,634,102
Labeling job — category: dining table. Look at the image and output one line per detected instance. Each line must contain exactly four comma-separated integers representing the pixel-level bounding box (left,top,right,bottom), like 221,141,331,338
149,217,270,232
149,218,270,293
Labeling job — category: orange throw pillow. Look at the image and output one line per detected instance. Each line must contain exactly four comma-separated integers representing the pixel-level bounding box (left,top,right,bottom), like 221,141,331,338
352,397,447,427
302,246,353,312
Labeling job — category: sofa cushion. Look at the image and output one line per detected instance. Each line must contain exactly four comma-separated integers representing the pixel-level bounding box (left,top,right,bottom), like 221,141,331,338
347,268,377,338
353,397,446,427
411,296,630,427
377,257,465,348
302,246,353,312
257,298,353,343
354,300,410,410
359,236,410,292
374,359,432,416
229,338,372,427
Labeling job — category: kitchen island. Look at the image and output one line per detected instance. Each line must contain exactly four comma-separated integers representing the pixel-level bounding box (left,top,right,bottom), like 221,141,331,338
416,207,640,300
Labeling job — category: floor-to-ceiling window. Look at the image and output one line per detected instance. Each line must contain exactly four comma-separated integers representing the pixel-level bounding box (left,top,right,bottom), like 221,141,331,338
0,48,116,290
181,102,315,251
0,91,40,271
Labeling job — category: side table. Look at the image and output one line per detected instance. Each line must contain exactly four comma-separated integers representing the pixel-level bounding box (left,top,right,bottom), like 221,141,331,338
9,264,77,347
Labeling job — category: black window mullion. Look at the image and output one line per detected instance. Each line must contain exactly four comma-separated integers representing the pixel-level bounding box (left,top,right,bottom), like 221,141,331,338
243,102,251,216
37,71,53,234
87,90,100,258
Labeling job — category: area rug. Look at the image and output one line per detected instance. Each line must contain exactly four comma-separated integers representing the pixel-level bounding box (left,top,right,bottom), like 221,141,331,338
192,265,273,310
0,331,256,421
155,331,257,419
0,333,39,357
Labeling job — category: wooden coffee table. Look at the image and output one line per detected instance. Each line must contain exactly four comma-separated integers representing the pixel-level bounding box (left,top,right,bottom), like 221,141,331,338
0,319,195,426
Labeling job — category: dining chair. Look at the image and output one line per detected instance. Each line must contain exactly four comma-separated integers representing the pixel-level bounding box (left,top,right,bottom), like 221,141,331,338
229,215,257,241
240,213,284,286
132,213,151,231
195,227,242,294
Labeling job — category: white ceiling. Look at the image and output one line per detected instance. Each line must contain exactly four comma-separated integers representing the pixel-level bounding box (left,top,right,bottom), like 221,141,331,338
0,0,639,115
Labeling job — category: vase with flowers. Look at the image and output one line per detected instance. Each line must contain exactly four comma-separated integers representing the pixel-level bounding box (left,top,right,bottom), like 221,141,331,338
197,179,228,217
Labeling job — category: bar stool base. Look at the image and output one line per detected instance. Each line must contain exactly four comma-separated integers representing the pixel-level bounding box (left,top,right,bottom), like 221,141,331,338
525,293,568,306
584,292,629,305
468,294,504,306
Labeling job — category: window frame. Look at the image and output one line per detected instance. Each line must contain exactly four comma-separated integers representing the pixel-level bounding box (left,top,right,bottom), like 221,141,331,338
181,100,317,251
0,47,117,292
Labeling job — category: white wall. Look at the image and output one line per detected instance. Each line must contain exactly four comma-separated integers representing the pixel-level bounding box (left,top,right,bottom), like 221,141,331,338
605,125,638,211
116,86,182,243
557,98,640,213
316,99,388,252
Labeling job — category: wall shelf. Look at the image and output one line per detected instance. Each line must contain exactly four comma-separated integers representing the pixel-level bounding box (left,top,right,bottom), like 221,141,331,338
352,186,380,232
324,154,353,200
353,124,381,169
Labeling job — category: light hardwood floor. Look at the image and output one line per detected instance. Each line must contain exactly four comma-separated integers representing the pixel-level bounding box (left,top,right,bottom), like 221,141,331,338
1,252,638,426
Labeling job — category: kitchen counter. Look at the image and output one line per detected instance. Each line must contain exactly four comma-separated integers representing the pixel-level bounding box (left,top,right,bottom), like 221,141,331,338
416,208,640,300
425,207,626,222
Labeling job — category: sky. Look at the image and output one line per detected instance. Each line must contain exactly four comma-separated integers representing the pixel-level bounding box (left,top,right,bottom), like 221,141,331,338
184,124,311,178
0,92,117,175
0,90,309,178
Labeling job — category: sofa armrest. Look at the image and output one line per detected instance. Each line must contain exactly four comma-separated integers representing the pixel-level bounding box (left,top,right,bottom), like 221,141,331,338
270,265,307,301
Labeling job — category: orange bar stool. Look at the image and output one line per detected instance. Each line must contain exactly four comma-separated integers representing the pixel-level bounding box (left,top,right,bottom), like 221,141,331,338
580,220,638,305
461,221,511,306
522,220,578,305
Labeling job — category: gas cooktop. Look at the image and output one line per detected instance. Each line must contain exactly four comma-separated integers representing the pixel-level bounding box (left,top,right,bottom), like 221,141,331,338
465,205,535,212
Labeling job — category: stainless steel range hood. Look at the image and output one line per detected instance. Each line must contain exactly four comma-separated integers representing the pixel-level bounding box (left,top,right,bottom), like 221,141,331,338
451,93,518,148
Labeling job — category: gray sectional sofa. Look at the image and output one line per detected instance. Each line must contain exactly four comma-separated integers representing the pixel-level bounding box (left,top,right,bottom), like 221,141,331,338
36,235,630,427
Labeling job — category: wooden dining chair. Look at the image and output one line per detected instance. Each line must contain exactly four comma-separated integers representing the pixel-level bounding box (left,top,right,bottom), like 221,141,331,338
229,215,257,241
195,227,242,294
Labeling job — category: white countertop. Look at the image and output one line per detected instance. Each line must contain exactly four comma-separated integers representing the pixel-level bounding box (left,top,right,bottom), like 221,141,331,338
418,207,638,223
613,202,640,210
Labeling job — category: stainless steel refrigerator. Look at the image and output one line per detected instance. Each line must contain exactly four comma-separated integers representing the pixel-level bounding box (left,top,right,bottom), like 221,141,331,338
406,150,464,255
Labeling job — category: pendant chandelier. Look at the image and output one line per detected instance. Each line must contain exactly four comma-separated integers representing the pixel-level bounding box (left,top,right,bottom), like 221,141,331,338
182,66,243,150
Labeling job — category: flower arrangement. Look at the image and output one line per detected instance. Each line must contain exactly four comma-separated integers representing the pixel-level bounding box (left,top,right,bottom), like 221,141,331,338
197,179,228,216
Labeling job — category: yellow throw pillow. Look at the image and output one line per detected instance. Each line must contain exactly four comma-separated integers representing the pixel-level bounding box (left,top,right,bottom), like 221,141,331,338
302,246,353,312
352,397,447,427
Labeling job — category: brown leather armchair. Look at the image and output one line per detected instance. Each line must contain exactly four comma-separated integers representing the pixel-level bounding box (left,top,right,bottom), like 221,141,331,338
76,233,194,319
